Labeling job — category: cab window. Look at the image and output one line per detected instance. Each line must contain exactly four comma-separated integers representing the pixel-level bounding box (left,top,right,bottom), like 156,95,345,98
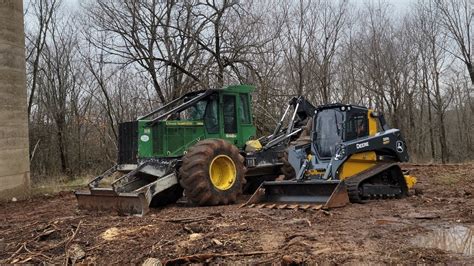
180,100,207,120
345,112,368,141
204,96,219,133
314,109,344,158
239,94,251,124
223,95,237,133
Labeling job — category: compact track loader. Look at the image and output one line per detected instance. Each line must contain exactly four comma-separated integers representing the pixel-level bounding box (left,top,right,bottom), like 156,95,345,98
245,103,416,209
75,85,315,215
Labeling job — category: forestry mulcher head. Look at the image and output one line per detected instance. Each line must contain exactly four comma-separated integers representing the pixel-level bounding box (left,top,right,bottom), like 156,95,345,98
244,103,416,210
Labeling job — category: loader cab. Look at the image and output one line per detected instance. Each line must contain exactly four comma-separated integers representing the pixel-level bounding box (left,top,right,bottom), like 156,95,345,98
311,104,379,159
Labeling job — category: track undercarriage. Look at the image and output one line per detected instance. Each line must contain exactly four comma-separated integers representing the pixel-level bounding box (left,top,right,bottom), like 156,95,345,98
345,162,408,202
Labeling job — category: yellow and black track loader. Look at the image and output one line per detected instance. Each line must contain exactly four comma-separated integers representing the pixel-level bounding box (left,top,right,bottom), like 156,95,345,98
245,103,416,209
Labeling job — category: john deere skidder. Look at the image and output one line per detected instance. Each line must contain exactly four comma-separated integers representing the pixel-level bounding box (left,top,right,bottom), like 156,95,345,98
75,85,315,215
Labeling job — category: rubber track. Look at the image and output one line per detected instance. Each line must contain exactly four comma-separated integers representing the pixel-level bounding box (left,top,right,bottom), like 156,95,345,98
344,162,406,203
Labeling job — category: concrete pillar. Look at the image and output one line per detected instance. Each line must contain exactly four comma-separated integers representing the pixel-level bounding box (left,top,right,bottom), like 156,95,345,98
0,0,30,198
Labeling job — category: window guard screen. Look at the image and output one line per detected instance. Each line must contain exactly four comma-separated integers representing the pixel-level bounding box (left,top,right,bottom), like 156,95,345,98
223,95,237,133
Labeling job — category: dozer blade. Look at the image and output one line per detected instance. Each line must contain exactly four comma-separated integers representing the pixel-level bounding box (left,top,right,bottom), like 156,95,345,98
75,188,149,216
244,179,350,209
75,172,179,216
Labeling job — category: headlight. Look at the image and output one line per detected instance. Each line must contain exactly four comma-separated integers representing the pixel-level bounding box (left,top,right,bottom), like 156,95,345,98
334,144,346,160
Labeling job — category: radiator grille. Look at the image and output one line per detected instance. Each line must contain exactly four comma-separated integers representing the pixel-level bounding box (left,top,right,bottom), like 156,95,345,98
118,121,138,164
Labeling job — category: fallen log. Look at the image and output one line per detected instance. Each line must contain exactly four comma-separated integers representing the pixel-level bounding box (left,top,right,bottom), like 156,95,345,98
162,250,277,265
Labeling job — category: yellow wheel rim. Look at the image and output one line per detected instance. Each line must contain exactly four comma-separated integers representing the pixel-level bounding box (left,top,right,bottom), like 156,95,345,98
209,155,236,191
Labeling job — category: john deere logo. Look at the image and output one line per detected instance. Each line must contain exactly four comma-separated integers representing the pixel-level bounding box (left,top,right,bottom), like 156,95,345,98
141,135,150,142
396,141,404,153
356,142,369,149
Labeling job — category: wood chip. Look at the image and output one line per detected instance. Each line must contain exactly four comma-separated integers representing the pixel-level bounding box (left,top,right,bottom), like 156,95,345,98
211,239,223,246
142,257,162,266
282,255,303,264
322,210,331,216
67,244,85,263
407,212,440,220
162,250,277,265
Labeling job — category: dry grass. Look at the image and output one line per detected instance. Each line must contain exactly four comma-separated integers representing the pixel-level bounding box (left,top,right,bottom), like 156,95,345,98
0,175,93,203
31,175,92,195
428,163,473,187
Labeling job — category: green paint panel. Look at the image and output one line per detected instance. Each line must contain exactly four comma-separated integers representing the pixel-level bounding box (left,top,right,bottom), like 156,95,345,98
137,120,154,158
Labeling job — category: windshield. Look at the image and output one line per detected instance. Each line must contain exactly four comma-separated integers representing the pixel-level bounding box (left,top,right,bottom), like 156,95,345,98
314,109,344,158
179,100,207,120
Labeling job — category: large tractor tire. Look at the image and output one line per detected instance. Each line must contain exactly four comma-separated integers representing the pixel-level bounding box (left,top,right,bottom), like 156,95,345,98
281,119,313,180
179,139,246,206
280,151,296,180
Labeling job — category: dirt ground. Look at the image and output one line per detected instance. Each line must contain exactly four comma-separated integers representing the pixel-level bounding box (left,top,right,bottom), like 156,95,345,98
1,163,473,264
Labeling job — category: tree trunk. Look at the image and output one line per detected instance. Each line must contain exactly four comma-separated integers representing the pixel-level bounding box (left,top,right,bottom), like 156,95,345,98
438,110,448,163
427,92,436,161
56,119,68,173
467,61,474,85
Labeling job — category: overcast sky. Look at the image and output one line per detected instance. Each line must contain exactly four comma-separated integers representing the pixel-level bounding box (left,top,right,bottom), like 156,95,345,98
25,0,415,13
23,0,416,29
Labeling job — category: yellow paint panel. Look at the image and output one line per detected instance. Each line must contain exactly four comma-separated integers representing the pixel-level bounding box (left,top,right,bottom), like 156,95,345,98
368,110,378,136
339,151,377,180
245,140,262,151
305,169,325,176
404,175,417,189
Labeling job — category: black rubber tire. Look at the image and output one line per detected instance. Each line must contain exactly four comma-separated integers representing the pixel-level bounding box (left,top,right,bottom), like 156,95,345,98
280,119,313,180
179,139,246,206
280,151,296,180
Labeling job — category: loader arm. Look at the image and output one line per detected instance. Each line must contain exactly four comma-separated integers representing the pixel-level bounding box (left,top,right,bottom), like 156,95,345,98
263,96,315,149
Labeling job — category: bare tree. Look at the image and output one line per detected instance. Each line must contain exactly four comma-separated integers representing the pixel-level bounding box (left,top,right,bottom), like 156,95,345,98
308,0,347,103
25,0,60,118
83,0,202,103
187,0,267,87
35,12,79,173
434,0,473,84
22,0,474,179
